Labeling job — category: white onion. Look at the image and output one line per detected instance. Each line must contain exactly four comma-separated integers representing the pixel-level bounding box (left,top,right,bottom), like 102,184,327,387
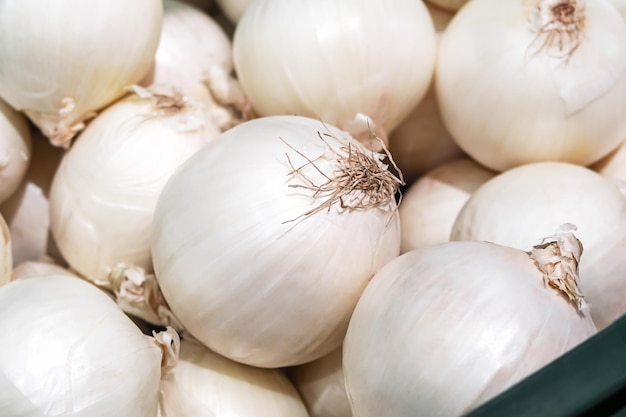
0,275,164,416
0,0,163,147
289,347,352,417
451,161,626,329
233,0,436,147
142,0,254,133
49,86,220,289
12,258,78,280
344,231,596,417
0,129,64,265
159,340,309,416
609,0,626,19
591,138,626,184
0,98,31,205
152,115,402,367
399,157,495,252
436,0,626,171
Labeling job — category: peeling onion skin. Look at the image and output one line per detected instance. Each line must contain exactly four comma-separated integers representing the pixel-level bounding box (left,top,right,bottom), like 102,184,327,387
343,240,596,417
152,115,401,368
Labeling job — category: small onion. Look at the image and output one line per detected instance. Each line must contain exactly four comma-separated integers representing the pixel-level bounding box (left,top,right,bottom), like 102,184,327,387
0,128,64,265
152,115,402,367
0,98,31,205
159,340,309,416
451,161,626,329
289,347,352,417
49,86,220,289
233,0,436,147
436,0,626,171
344,230,596,417
399,157,495,253
0,275,164,416
0,0,163,147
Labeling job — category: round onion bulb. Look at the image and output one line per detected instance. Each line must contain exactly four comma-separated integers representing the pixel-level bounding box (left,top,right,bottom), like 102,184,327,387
0,129,64,265
344,231,596,417
49,86,220,290
0,275,164,416
399,158,495,253
436,0,626,171
141,0,253,132
152,115,403,367
0,0,163,147
0,98,31,206
159,340,309,416
233,0,436,148
289,347,352,417
451,161,626,330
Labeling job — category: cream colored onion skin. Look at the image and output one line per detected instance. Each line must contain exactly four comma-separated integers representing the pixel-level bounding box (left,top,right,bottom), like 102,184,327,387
49,90,220,288
0,129,64,265
289,347,352,417
436,0,626,171
142,0,232,102
399,158,495,253
591,138,626,184
233,0,436,145
451,162,626,330
0,98,31,205
609,0,626,19
159,340,309,417
12,259,78,281
343,241,596,417
152,115,401,368
0,275,162,416
0,0,163,147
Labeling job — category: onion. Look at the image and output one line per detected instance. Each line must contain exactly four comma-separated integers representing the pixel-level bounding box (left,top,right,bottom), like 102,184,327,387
12,258,78,280
609,0,626,19
141,0,252,131
436,0,626,171
152,115,402,367
388,4,463,185
233,0,436,148
0,0,163,147
0,128,64,265
591,138,626,184
0,98,31,205
49,85,220,290
159,340,309,416
0,275,165,416
289,347,352,417
451,161,626,330
399,157,495,253
344,227,596,417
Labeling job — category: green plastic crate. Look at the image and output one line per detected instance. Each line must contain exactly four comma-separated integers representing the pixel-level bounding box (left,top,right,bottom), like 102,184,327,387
463,314,626,417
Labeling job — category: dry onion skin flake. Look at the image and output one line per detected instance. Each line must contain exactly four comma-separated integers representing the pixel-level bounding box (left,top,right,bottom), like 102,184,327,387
152,115,402,368
344,228,596,417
